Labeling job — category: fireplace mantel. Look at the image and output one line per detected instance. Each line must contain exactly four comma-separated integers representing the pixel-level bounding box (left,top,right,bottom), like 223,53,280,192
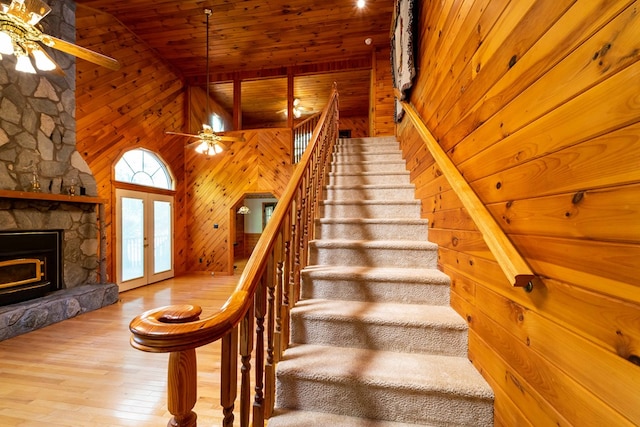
0,190,107,205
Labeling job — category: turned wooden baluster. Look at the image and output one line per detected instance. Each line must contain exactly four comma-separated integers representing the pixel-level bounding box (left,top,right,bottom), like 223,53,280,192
300,177,310,273
282,213,292,349
240,303,254,427
275,231,286,361
265,249,277,418
167,349,198,427
220,327,238,427
253,275,266,426
292,192,302,305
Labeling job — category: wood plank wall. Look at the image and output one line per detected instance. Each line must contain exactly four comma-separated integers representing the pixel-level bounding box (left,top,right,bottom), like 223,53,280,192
75,6,189,281
338,117,369,138
397,1,640,425
370,46,395,136
186,128,293,274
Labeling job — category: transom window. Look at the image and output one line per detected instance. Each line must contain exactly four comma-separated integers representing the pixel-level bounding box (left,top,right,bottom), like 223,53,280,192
115,148,173,190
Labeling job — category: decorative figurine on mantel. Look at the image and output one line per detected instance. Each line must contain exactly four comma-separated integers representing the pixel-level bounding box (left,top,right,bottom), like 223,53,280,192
30,170,41,193
68,179,77,196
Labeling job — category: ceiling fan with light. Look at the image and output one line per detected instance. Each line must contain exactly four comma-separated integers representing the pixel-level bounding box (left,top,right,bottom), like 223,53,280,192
278,98,312,118
0,0,120,74
165,8,243,157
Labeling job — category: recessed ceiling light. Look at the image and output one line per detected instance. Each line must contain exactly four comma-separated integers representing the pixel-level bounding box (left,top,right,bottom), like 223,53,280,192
357,0,366,8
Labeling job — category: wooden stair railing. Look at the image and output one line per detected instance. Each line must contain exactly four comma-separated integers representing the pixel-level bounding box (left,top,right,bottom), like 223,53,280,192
401,101,537,290
129,84,339,427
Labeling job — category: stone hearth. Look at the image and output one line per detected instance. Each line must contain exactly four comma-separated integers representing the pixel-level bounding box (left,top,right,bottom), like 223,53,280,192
0,283,118,341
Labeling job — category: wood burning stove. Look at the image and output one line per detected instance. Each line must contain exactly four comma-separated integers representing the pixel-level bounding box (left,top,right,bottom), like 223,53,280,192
0,230,63,306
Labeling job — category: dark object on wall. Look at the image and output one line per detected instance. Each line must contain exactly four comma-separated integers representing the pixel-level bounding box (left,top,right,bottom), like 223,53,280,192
391,0,416,122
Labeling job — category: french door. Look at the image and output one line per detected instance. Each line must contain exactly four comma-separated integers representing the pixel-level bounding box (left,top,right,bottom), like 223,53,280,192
116,189,174,291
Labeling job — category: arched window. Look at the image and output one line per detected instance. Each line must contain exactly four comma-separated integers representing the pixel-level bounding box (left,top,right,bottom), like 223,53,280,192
115,148,173,190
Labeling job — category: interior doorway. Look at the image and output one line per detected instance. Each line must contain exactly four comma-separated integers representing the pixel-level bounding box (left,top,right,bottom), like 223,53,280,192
231,193,277,273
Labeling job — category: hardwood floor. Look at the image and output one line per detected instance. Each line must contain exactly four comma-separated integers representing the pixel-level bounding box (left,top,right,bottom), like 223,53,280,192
0,263,249,426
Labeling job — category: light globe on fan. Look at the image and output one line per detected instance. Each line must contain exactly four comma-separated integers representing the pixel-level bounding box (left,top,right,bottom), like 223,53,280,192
0,0,120,74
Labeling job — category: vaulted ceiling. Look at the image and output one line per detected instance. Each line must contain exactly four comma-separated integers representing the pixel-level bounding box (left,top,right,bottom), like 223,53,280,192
74,0,395,125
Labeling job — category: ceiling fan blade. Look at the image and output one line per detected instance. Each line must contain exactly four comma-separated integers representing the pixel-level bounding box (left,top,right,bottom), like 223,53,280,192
165,131,199,138
42,35,120,70
217,135,245,142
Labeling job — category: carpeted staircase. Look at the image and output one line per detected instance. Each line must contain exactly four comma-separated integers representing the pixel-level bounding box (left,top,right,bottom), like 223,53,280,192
269,137,494,426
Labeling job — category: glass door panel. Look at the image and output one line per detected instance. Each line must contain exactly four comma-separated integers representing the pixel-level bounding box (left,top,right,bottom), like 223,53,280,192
121,197,145,282
153,200,172,274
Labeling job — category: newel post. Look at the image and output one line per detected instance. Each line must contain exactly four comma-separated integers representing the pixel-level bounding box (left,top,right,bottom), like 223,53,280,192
167,349,198,427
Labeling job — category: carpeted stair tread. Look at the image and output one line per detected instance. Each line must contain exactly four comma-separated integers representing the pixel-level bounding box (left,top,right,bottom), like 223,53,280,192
325,183,417,201
331,152,405,163
331,159,408,172
315,217,430,241
329,171,410,178
300,265,451,305
320,200,422,219
301,265,450,285
290,299,468,356
320,199,422,216
278,344,493,398
292,299,466,330
317,217,429,226
268,409,439,427
325,183,416,191
331,159,407,166
321,199,419,206
310,239,438,251
276,344,494,425
335,143,400,152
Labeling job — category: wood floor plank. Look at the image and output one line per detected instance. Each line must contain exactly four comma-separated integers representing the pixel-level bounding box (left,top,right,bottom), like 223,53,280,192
0,265,247,426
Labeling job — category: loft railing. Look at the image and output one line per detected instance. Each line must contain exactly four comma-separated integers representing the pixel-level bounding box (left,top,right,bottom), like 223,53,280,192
129,84,339,427
292,111,322,164
401,101,537,290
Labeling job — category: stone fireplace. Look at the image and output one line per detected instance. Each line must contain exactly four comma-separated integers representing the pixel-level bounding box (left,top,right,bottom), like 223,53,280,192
0,0,117,340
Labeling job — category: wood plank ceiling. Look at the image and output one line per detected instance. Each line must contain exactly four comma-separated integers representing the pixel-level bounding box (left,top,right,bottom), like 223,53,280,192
74,0,394,125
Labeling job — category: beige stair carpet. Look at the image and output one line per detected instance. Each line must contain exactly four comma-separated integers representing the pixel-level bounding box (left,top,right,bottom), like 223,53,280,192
269,137,493,427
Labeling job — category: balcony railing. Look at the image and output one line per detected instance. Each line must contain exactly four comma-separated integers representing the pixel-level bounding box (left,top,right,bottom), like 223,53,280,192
292,111,322,164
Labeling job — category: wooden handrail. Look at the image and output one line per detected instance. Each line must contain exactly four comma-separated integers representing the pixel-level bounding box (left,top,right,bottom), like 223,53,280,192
129,84,339,426
401,101,536,289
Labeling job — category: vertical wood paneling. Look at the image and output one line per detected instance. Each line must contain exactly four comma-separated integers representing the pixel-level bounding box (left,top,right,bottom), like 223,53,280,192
399,0,640,425
370,46,395,136
76,7,188,280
